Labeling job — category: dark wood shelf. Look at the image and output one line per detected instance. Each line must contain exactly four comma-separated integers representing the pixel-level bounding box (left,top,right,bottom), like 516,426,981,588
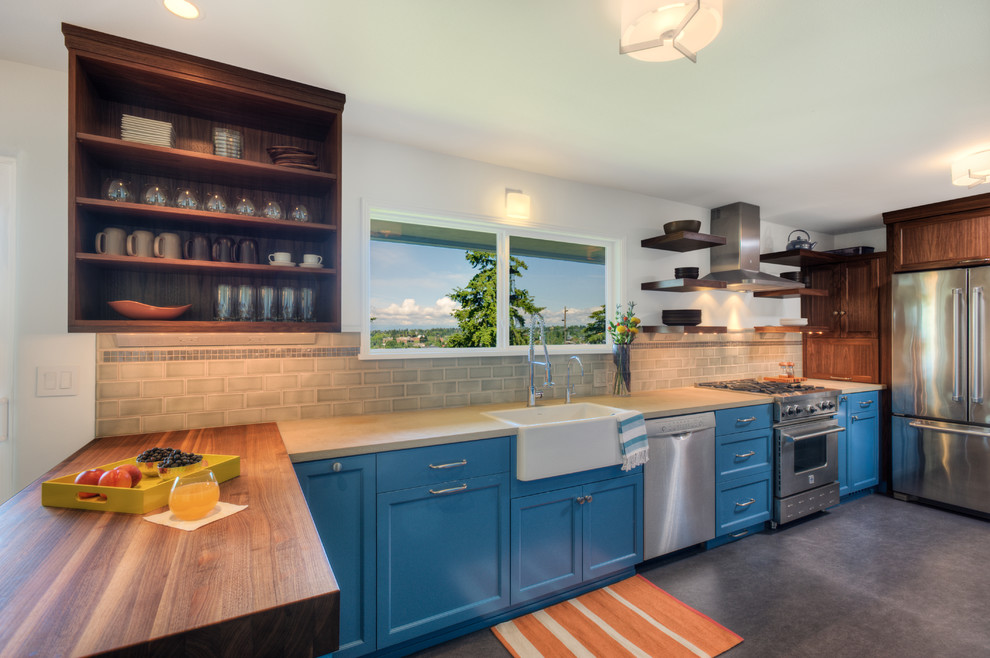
641,325,727,334
641,232,726,253
76,253,337,276
754,325,829,333
77,198,337,236
641,278,727,292
753,287,829,299
68,319,338,333
77,133,337,195
759,249,843,267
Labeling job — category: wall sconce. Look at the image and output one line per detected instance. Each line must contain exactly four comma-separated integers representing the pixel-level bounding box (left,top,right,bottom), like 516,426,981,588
952,150,990,188
620,0,723,63
505,189,531,219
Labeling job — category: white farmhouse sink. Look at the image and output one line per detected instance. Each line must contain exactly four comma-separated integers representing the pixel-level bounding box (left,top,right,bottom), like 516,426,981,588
483,403,628,481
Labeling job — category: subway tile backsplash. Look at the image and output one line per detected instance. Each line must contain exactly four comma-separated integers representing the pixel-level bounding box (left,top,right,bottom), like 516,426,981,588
94,332,802,437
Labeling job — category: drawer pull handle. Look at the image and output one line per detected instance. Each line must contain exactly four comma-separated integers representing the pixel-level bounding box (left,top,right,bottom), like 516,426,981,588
852,415,860,421
859,400,873,407
737,417,756,424
830,376,853,381
735,450,756,459
429,483,468,495
429,459,467,470
730,529,750,538
332,462,342,472
735,498,756,508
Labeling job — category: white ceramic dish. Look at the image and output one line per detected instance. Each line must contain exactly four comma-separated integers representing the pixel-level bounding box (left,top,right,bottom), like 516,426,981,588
268,261,297,267
299,263,323,269
779,318,808,326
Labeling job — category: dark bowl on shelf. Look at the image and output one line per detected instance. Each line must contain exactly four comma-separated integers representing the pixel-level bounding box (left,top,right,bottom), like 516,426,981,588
663,220,701,234
780,271,803,281
674,267,700,279
662,309,702,326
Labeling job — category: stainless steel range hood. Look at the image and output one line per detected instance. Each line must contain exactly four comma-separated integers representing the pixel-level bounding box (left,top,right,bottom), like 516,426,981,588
702,202,804,292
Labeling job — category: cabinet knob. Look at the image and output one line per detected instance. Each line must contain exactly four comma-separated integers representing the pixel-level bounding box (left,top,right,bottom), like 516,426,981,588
586,494,593,503
576,496,586,504
332,462,342,472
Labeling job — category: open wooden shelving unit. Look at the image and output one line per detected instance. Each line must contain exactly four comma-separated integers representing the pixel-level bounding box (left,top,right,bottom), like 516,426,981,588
64,24,345,332
641,231,726,253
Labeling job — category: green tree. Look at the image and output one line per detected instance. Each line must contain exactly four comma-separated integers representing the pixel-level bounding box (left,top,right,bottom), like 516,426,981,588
584,304,607,344
447,250,542,347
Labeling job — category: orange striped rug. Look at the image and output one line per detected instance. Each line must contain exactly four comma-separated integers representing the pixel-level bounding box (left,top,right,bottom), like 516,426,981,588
492,575,742,657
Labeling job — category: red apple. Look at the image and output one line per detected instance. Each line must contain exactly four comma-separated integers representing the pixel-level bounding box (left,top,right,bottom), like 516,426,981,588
98,467,132,489
74,468,105,499
118,463,142,486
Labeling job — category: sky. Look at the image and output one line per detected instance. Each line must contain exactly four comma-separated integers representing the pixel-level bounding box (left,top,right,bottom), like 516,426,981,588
370,242,605,330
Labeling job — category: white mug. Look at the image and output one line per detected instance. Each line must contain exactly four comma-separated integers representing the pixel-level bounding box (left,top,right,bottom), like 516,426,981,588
126,230,154,257
269,252,292,263
154,232,182,259
302,253,322,265
94,227,126,256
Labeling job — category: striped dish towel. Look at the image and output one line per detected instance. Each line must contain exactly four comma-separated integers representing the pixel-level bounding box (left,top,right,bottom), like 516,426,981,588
615,410,648,471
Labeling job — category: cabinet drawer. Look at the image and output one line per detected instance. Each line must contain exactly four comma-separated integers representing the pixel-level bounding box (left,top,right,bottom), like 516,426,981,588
716,474,771,534
847,392,878,418
377,437,510,492
715,404,771,435
716,430,771,482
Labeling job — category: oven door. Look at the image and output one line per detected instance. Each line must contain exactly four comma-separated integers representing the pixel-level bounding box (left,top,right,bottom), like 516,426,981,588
775,419,842,498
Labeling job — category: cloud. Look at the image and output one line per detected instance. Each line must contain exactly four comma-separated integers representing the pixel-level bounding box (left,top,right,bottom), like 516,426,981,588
372,297,461,327
535,305,601,326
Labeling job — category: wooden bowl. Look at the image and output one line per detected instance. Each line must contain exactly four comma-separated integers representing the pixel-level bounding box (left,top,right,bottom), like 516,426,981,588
663,220,701,234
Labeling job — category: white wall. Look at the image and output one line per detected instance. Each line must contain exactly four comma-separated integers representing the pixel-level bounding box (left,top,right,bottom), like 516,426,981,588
341,134,802,331
0,60,95,496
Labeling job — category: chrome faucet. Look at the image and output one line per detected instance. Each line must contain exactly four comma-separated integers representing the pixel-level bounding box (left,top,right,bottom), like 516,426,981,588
565,356,584,404
527,313,554,406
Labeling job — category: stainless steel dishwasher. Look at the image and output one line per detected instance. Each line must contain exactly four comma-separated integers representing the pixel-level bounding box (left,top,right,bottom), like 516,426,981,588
643,412,716,560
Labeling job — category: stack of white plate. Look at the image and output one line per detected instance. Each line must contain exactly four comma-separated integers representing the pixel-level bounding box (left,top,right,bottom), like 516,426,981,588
213,127,243,159
120,114,175,148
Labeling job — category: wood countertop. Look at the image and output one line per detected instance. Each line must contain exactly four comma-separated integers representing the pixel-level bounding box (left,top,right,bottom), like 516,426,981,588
280,382,885,462
0,423,339,658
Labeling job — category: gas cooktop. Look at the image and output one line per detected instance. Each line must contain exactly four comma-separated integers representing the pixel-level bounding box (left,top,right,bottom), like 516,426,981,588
696,378,832,397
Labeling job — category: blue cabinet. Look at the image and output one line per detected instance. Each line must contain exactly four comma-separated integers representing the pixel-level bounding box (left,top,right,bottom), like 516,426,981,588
376,439,511,649
294,455,376,658
838,391,879,496
712,404,772,544
510,463,642,605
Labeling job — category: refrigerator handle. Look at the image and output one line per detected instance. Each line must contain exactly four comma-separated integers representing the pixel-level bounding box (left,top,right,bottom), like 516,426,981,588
973,286,984,404
952,287,964,402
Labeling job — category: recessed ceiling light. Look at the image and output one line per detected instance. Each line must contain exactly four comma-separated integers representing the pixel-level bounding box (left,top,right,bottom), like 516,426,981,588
163,0,200,20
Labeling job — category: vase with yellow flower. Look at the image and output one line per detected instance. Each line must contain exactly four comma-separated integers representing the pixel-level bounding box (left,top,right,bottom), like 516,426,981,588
608,301,640,396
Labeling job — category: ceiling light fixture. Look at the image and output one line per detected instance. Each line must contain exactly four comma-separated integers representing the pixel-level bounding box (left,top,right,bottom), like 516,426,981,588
505,190,531,219
163,0,200,20
952,150,990,187
620,0,723,63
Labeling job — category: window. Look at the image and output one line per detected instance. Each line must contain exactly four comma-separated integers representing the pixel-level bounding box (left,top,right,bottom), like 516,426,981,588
364,208,618,356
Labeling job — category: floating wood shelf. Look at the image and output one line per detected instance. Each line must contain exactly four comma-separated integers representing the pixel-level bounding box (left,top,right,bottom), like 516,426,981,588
641,325,727,334
641,278,727,292
641,232,726,253
753,287,829,299
754,325,829,333
759,249,843,267
76,253,337,277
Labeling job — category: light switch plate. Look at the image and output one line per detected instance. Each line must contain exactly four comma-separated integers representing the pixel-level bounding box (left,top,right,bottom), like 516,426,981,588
36,366,80,397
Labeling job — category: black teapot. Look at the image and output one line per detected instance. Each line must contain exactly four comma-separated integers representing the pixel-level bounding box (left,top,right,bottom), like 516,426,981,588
786,229,817,251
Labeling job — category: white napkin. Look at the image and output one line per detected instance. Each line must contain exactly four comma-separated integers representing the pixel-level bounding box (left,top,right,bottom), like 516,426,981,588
143,501,248,531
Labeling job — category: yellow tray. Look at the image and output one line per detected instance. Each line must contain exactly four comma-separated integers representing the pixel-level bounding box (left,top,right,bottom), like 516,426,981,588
42,454,240,514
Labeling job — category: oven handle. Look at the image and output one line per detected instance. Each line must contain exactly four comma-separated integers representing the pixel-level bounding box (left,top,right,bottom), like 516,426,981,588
780,426,844,443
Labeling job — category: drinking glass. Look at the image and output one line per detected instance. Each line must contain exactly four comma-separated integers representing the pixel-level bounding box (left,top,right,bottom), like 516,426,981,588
103,178,134,203
173,187,200,210
258,285,278,321
280,286,298,321
234,196,256,216
168,469,220,521
300,287,316,322
289,204,310,222
236,284,256,321
260,199,283,220
215,283,235,321
204,191,228,213
141,183,170,206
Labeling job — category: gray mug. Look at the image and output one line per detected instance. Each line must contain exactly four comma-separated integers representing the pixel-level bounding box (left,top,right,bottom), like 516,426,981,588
184,234,210,261
95,227,127,256
126,230,154,258
154,232,182,259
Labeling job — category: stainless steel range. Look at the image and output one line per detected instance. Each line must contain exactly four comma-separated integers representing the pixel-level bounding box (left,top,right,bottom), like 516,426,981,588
698,379,844,526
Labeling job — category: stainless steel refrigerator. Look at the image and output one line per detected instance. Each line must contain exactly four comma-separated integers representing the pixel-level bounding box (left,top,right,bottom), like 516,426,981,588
891,267,990,517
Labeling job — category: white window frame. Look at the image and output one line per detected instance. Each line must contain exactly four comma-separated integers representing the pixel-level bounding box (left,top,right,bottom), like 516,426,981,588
360,202,623,359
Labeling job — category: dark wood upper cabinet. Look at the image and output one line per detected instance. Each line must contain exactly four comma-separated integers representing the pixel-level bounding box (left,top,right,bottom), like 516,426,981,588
883,192,990,273
63,24,344,332
801,254,884,339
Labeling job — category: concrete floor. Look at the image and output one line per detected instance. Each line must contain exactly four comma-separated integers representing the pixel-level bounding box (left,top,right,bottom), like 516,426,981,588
411,495,990,657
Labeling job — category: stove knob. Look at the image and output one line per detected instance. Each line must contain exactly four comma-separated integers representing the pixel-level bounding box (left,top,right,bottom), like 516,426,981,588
806,404,817,414
785,405,796,416
825,400,835,410
794,405,804,414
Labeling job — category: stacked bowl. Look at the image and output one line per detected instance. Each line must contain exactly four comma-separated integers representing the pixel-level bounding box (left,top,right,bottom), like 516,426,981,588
662,309,702,326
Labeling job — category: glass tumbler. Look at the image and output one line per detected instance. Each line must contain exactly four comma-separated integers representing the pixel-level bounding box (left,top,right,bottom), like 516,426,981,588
258,285,278,321
235,284,256,321
280,286,298,322
168,469,220,521
215,283,235,321
300,287,316,322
